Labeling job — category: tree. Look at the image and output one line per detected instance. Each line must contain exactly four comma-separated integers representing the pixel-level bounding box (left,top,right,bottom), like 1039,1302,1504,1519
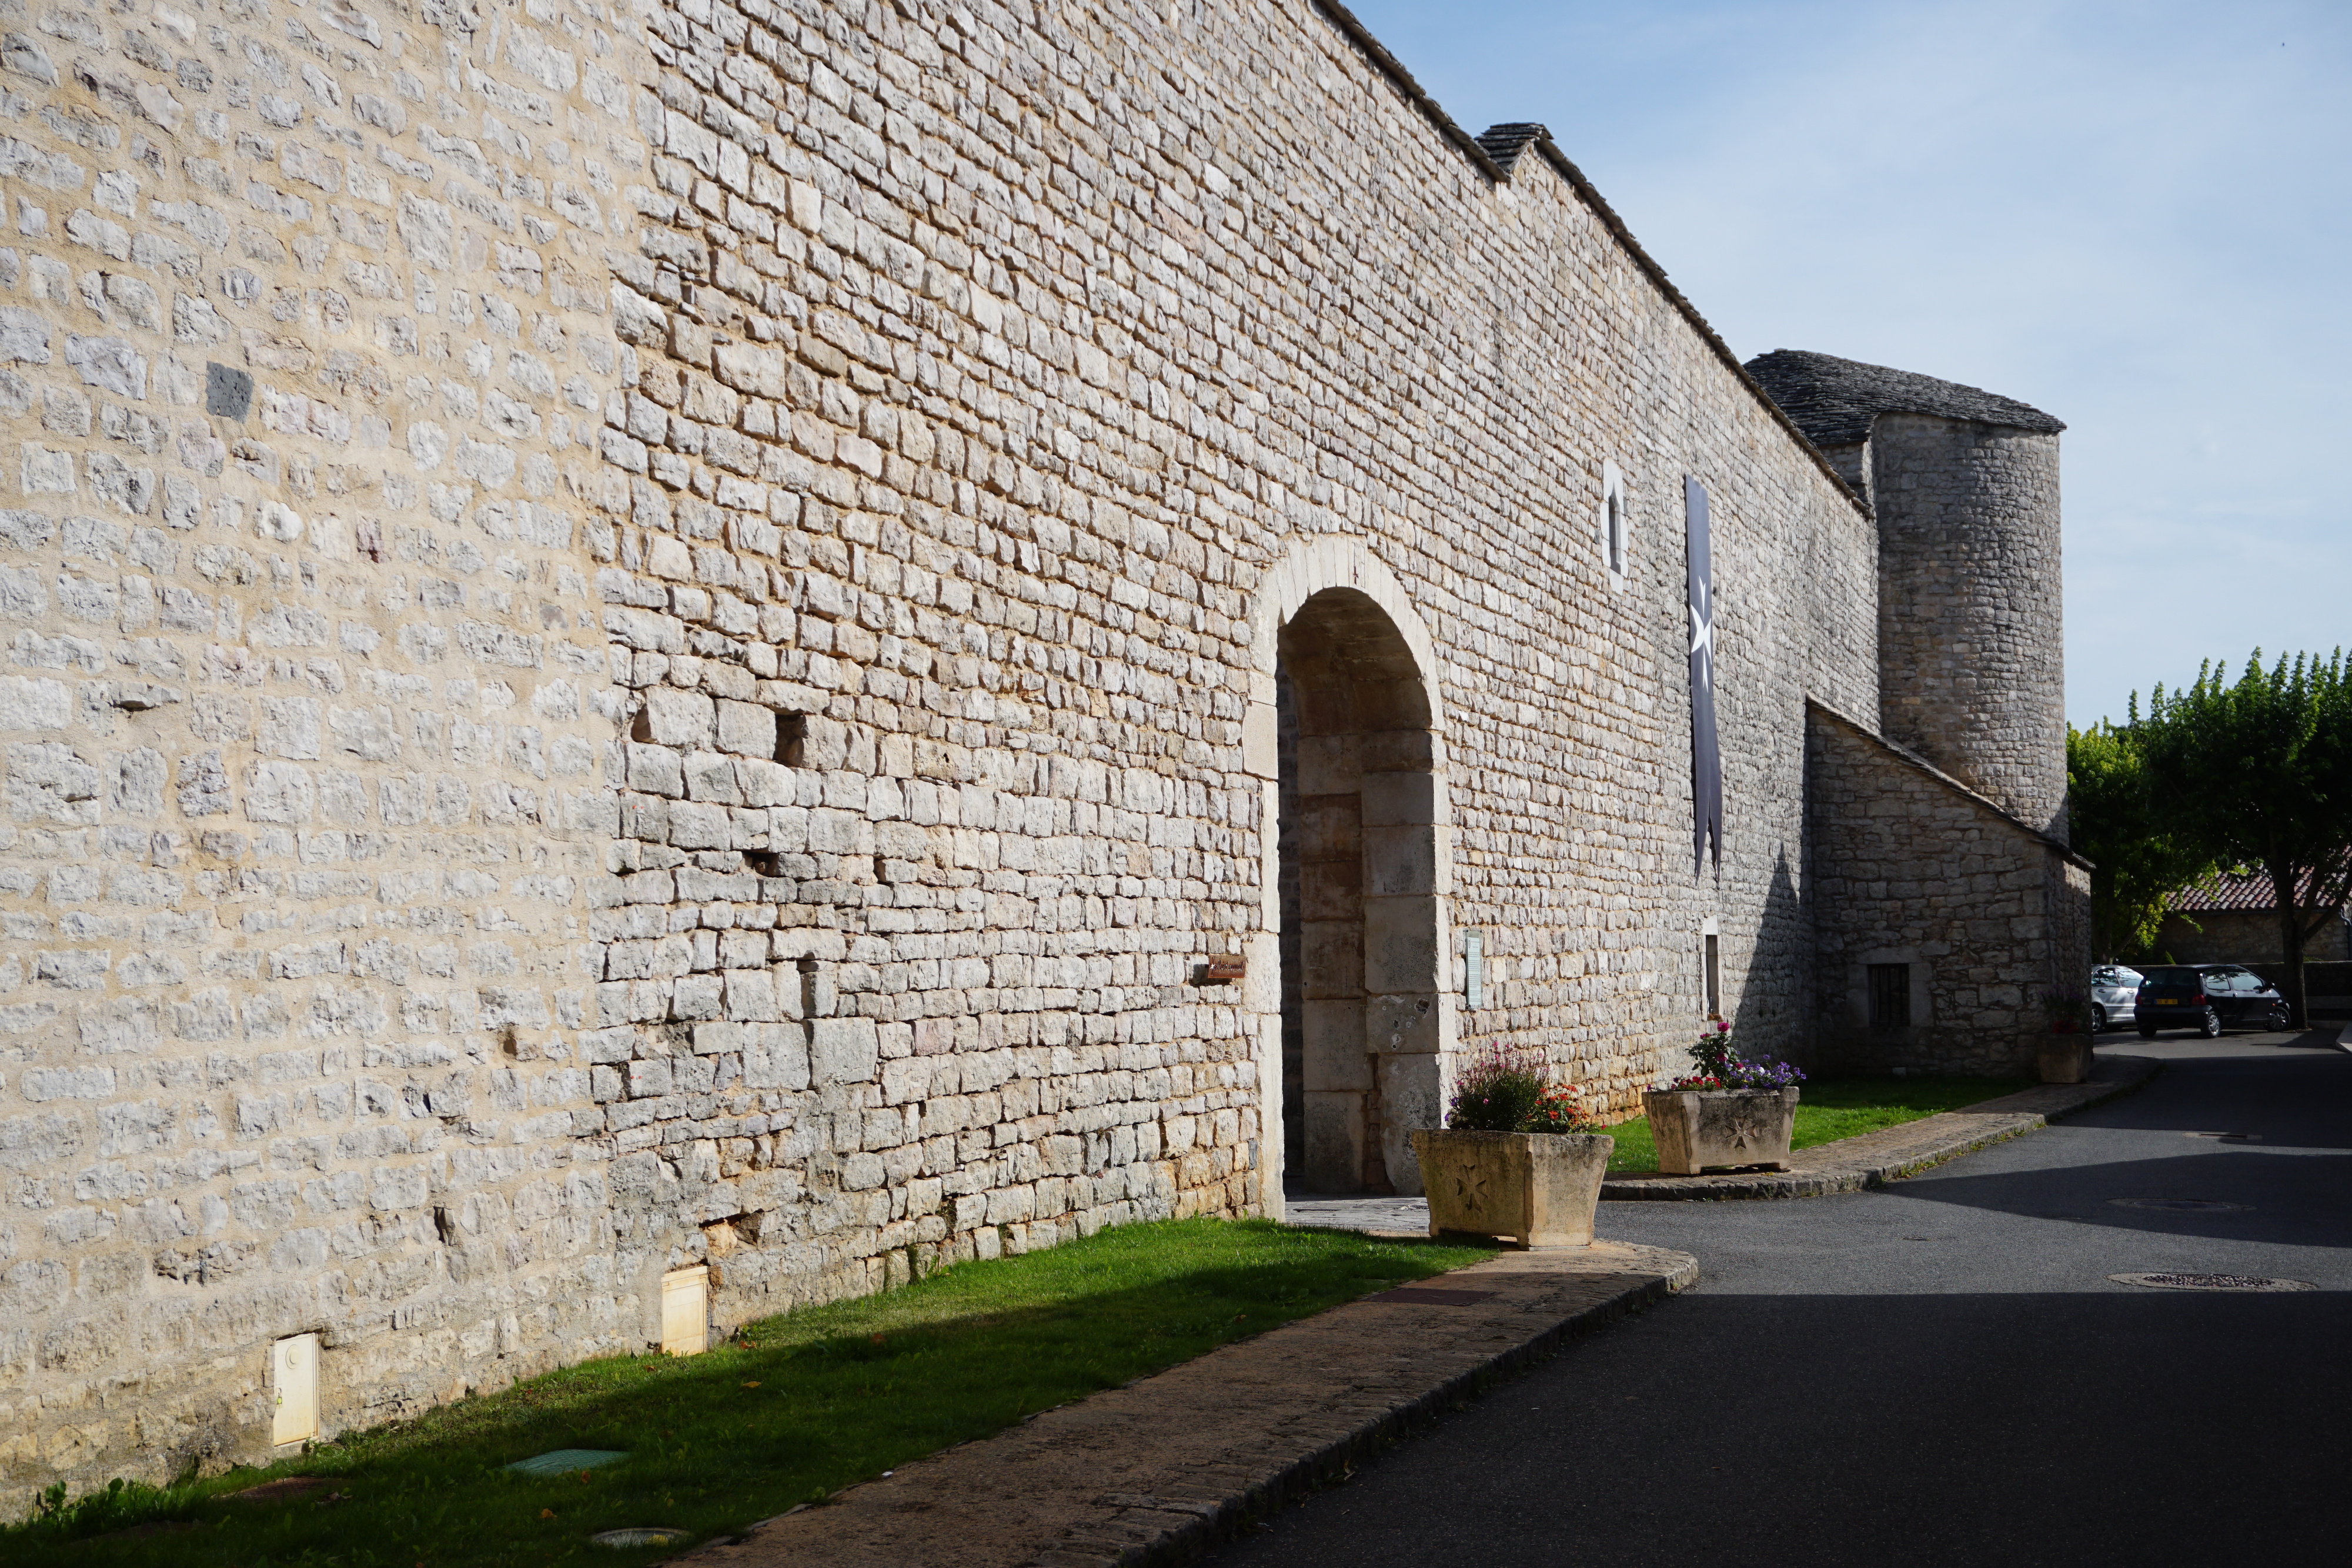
2066,721,2215,962
2139,650,2352,1028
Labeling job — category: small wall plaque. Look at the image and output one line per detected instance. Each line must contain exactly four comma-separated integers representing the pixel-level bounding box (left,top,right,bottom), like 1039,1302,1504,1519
1200,957,1247,982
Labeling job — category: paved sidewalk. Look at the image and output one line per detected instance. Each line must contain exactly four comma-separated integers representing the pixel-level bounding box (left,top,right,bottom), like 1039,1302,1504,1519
1602,1052,2161,1200
674,1241,1696,1568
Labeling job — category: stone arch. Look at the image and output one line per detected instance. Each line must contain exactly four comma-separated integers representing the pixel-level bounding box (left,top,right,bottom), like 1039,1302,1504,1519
1246,539,1452,1201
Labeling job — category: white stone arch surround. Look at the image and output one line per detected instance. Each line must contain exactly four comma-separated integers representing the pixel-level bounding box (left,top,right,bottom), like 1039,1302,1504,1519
1242,537,1456,1209
1245,536,1449,736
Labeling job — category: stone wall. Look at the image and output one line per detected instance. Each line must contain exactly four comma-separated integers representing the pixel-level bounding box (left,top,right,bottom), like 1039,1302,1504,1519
0,0,646,1505
0,0,2073,1506
1858,414,2067,840
1806,703,2090,1075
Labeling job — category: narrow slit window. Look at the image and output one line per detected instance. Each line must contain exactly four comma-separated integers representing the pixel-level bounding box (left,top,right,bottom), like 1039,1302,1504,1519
1868,963,1912,1028
1599,464,1631,587
1703,934,1720,1018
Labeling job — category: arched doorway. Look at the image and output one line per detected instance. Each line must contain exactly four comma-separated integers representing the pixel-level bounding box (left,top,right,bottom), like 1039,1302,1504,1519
1277,586,1448,1195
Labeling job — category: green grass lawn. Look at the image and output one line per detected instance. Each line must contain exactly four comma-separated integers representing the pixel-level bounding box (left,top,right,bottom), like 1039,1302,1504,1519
4,1218,1493,1567
1595,1075,2036,1171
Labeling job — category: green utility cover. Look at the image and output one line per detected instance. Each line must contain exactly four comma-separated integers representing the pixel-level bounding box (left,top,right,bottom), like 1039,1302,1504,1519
504,1449,629,1477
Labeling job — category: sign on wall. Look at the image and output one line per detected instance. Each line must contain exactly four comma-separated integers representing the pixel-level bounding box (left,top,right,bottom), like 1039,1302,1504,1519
1686,477,1723,881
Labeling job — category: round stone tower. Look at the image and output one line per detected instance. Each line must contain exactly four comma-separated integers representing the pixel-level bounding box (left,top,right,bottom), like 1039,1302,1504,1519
1746,350,2069,840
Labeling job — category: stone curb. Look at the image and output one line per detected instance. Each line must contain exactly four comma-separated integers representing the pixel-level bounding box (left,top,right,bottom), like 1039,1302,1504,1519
671,1240,1697,1568
1598,1056,2163,1202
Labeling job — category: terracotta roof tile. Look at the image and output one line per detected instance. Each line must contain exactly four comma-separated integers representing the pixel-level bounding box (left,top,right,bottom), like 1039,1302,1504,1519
2171,864,2351,915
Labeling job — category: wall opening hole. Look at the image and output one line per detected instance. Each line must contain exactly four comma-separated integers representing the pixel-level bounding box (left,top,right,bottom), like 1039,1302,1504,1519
873,852,890,884
433,1206,457,1244
743,850,783,878
629,706,653,743
774,712,807,765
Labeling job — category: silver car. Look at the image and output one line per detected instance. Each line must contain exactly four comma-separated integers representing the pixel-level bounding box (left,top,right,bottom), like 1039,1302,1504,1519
2091,965,2141,1032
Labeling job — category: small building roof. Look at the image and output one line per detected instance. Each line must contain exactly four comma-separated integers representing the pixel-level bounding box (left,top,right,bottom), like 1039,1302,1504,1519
1743,349,2065,448
2171,865,2351,916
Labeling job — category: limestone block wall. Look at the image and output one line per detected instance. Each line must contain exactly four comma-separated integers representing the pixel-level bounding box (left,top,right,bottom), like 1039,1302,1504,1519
605,0,1885,1227
0,0,1929,1504
0,0,646,1508
1806,704,2091,1075
1865,414,2067,840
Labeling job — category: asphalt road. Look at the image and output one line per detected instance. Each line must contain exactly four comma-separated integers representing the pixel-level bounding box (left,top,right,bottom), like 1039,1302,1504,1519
1214,1033,2352,1567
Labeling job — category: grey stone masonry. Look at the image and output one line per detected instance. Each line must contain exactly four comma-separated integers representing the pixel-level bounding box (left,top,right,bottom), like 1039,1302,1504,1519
1807,703,2092,1076
1748,350,2070,840
0,0,2079,1508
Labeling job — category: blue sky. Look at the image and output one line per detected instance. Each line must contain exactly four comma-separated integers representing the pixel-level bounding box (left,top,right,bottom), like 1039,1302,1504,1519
1342,0,2351,728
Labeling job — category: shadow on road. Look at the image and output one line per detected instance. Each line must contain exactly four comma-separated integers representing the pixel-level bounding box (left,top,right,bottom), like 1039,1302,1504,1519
1895,1149,2351,1246
1211,1289,2352,1566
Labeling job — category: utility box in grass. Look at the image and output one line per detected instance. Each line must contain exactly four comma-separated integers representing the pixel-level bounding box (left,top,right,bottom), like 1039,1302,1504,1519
1643,1086,1799,1174
1409,1129,1613,1248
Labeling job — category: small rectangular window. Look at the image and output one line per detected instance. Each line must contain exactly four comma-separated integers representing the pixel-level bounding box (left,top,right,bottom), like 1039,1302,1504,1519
1703,934,1720,1018
1868,963,1911,1027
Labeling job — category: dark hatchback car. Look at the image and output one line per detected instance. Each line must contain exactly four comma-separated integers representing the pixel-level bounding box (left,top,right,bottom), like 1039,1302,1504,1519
2132,964,2291,1038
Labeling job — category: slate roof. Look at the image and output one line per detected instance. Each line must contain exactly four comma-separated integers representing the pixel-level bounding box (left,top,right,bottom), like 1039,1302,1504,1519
2171,865,2352,915
1742,349,2065,449
1473,122,1546,174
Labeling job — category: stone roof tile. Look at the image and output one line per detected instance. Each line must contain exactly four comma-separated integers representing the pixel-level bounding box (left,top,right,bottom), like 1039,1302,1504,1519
1473,122,1546,173
1743,348,2065,448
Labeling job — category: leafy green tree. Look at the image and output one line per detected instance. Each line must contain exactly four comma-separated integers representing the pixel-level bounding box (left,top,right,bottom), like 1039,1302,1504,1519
2066,721,2214,961
2139,650,2352,1027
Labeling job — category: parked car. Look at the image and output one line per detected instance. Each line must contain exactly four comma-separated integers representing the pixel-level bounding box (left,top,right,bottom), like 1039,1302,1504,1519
2090,965,2141,1032
2132,964,2291,1038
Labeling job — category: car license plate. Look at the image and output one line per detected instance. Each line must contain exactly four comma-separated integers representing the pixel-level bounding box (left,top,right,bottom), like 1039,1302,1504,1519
2155,999,2177,1005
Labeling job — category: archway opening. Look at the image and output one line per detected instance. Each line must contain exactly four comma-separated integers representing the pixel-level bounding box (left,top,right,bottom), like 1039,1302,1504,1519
1277,588,1445,1195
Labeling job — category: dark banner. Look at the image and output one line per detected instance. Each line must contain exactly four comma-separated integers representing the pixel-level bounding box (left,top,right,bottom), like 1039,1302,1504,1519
1686,477,1723,880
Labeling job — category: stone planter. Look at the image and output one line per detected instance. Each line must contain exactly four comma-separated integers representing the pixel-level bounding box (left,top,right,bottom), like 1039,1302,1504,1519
2037,1034,2092,1084
1642,1086,1799,1174
1408,1129,1613,1248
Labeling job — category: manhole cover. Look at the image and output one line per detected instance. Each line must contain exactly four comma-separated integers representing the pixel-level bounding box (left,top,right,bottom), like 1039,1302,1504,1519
592,1527,691,1549
2107,1198,2250,1212
2109,1272,2315,1292
1367,1287,1496,1306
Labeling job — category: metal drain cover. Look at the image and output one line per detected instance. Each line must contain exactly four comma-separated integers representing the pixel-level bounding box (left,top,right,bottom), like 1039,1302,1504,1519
2107,1198,2250,1212
592,1527,691,1548
2109,1272,2315,1292
506,1449,629,1477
